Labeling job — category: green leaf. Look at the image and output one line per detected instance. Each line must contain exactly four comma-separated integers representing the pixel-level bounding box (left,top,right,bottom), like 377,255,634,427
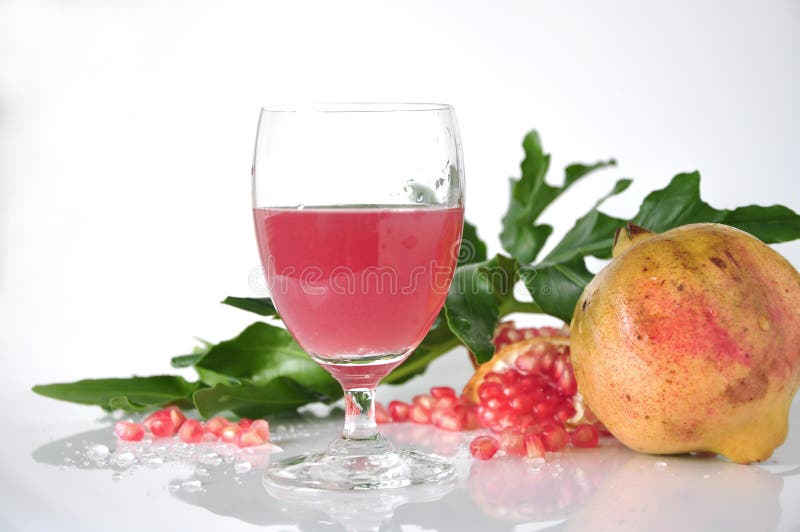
193,378,326,418
32,376,200,412
171,354,203,368
458,220,488,266
445,255,518,362
500,130,616,263
539,179,632,266
194,322,340,401
383,313,461,385
221,296,279,317
720,205,800,244
521,257,594,323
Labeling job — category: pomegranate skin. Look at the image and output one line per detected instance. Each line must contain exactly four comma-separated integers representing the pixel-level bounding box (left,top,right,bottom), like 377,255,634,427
571,223,800,463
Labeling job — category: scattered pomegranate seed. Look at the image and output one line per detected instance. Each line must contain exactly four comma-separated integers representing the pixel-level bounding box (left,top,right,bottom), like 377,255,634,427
524,431,546,458
412,394,435,411
430,386,457,400
470,435,500,460
165,405,186,428
204,416,229,436
250,419,270,441
499,427,526,457
433,409,463,431
541,425,570,452
236,427,267,447
375,402,390,424
237,418,254,428
434,396,459,410
571,424,600,448
220,424,241,443
455,404,480,430
410,404,432,424
114,421,144,441
149,416,178,438
388,400,410,422
477,381,503,401
178,419,204,443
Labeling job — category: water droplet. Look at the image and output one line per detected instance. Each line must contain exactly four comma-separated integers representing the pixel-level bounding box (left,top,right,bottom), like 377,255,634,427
111,452,136,468
199,452,222,467
146,457,163,469
181,480,203,493
111,472,124,482
87,444,110,462
654,461,668,470
195,467,210,477
234,461,252,475
65,441,73,448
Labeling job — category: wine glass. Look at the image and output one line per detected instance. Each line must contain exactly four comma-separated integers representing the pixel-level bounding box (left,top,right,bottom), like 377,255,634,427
252,103,465,491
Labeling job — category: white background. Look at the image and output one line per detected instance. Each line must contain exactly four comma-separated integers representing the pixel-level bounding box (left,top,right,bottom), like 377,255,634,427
2,0,799,416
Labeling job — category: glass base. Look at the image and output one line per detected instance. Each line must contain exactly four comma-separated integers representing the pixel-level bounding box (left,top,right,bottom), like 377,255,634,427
264,435,454,491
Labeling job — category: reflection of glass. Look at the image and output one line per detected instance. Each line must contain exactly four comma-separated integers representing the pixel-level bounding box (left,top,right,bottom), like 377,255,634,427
253,103,465,491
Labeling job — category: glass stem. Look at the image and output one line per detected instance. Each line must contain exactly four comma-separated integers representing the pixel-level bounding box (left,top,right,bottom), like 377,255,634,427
342,387,379,440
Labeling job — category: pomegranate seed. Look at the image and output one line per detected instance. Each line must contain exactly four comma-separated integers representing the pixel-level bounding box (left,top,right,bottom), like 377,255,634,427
495,411,520,432
470,436,500,460
508,394,535,413
558,367,578,395
388,400,410,422
555,402,577,424
251,419,270,441
478,405,500,426
515,353,537,373
143,410,168,431
533,397,558,420
518,414,538,432
375,401,391,424
114,421,144,441
410,404,431,424
455,404,480,430
430,386,457,400
165,405,186,428
571,424,600,448
524,431,546,458
498,370,521,386
204,416,229,436
434,396,459,410
412,394,435,411
539,351,555,374
433,409,463,431
596,422,613,437
541,425,570,452
478,381,504,402
237,418,254,428
499,427,526,457
236,427,267,447
502,383,523,398
221,424,241,443
485,397,507,411
178,419,204,443
149,416,177,438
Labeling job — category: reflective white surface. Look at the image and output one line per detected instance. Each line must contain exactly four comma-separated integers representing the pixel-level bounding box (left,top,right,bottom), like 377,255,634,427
5,390,799,532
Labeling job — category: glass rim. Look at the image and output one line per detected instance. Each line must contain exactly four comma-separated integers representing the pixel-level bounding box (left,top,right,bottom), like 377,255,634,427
260,102,454,113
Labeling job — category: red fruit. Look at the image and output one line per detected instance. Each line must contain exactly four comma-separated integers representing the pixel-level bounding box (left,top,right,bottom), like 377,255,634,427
498,370,521,386
455,404,480,430
165,405,186,428
388,400,410,422
524,432,546,458
433,409,463,431
485,397,507,411
538,351,555,374
541,425,570,452
143,409,168,431
412,394,435,411
204,416,229,436
410,404,431,424
501,383,523,398
558,366,578,396
375,401,390,424
554,402,577,424
221,424,241,443
430,386,457,400
237,418,254,428
236,427,267,447
571,424,600,448
470,436,500,460
499,427,526,457
533,397,558,420
515,353,537,373
434,396,459,410
149,417,177,438
178,419,204,443
508,394,535,413
478,405,500,426
250,419,270,441
495,411,520,432
114,421,144,442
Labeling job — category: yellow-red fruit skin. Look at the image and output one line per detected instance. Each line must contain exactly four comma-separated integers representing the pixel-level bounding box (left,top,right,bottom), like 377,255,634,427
570,223,800,464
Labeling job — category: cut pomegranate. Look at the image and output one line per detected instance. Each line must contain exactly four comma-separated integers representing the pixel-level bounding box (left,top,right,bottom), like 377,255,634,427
412,394,435,411
455,404,480,430
204,416,229,436
477,381,503,402
410,404,431,424
499,427,526,457
470,436,500,460
178,419,204,443
508,394,535,413
114,421,144,441
388,400,410,422
220,424,241,443
541,425,570,452
430,386,457,400
571,424,600,448
375,402,390,424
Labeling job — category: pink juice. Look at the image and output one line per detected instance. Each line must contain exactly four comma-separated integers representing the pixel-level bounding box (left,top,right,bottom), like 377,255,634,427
254,205,463,387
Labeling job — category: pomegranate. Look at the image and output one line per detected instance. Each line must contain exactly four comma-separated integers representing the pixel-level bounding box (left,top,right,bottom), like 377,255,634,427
572,223,800,463
470,436,500,460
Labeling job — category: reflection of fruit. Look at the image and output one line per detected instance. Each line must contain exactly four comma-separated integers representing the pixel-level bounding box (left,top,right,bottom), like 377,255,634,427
572,223,800,463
